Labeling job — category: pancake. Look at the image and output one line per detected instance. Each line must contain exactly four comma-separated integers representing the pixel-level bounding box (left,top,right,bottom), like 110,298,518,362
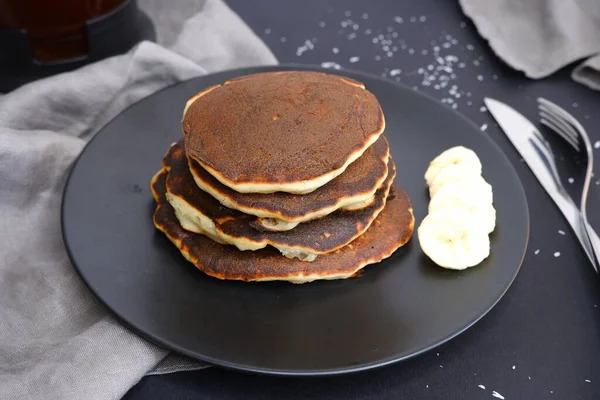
185,136,390,231
162,142,396,261
183,70,386,194
151,171,415,283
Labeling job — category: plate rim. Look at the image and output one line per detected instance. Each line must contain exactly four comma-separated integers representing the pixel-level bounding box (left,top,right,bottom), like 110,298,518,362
61,63,530,376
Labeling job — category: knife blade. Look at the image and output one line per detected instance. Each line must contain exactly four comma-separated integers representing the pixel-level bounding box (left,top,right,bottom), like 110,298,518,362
485,97,599,270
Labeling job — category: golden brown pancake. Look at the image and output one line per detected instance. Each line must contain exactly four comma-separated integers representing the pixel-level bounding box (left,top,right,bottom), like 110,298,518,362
162,142,396,261
184,136,389,231
182,71,386,194
151,171,415,283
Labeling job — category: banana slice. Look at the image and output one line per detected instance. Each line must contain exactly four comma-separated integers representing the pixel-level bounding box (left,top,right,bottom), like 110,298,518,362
429,181,495,233
428,164,486,198
424,146,482,187
418,206,491,270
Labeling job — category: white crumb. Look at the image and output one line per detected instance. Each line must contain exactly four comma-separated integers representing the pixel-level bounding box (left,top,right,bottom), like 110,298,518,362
568,177,574,183
321,62,341,70
349,56,360,63
512,365,516,370
558,230,565,235
332,47,339,54
492,391,505,399
585,379,591,383
480,106,487,112
390,69,402,76
481,124,488,131
554,252,561,257
594,141,600,149
478,385,486,389
534,249,540,255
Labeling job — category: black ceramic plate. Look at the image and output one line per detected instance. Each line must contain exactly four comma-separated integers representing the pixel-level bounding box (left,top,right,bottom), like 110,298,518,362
62,65,529,376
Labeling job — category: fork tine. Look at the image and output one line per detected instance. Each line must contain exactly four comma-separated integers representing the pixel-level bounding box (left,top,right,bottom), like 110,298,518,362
540,98,595,157
538,104,580,142
538,102,581,144
539,98,579,129
539,110,581,151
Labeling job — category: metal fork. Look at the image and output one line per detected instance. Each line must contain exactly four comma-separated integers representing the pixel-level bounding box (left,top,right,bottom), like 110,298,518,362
537,97,600,272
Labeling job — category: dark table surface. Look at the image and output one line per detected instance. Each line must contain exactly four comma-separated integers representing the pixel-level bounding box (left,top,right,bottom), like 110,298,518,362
125,0,600,398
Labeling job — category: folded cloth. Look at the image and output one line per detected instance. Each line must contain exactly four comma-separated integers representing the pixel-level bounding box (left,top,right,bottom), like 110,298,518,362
0,0,277,399
459,0,600,89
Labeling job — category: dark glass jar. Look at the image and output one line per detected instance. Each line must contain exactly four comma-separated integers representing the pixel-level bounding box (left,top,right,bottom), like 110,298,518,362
0,0,156,92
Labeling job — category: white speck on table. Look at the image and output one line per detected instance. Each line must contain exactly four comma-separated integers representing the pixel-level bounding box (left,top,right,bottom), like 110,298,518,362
349,56,360,63
512,365,516,370
296,39,315,57
321,62,341,70
477,75,483,81
572,102,578,107
554,252,561,257
280,37,287,43
466,44,474,50
390,69,402,76
332,47,339,54
558,230,565,235
492,391,505,399
319,21,326,28
478,385,486,390
568,177,574,183
480,124,487,131
480,106,487,112
585,379,591,383
264,28,271,34
394,16,403,24
594,141,600,149
362,13,369,19
534,249,540,255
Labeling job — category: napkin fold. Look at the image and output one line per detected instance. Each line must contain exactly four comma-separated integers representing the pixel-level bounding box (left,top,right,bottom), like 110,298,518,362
459,0,600,89
0,1,277,399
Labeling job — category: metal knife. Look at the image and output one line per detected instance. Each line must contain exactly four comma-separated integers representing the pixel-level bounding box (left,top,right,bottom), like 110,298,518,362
485,97,599,271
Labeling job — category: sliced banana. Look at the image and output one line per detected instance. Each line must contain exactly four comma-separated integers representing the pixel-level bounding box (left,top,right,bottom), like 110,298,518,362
418,207,490,270
424,146,482,187
428,164,485,198
429,184,496,233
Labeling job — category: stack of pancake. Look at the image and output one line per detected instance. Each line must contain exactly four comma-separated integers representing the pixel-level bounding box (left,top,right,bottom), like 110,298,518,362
151,71,414,283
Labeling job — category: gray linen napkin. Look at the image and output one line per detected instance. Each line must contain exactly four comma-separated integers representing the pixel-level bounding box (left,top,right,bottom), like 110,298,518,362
0,0,277,399
459,0,600,90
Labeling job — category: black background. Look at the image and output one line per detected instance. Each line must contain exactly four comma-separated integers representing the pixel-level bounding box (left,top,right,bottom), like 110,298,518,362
125,0,600,398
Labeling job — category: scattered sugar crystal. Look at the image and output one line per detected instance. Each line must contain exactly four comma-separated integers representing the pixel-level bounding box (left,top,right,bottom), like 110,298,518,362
390,69,402,76
481,124,488,131
554,252,561,257
349,56,360,63
534,249,540,255
332,47,339,54
321,62,341,70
